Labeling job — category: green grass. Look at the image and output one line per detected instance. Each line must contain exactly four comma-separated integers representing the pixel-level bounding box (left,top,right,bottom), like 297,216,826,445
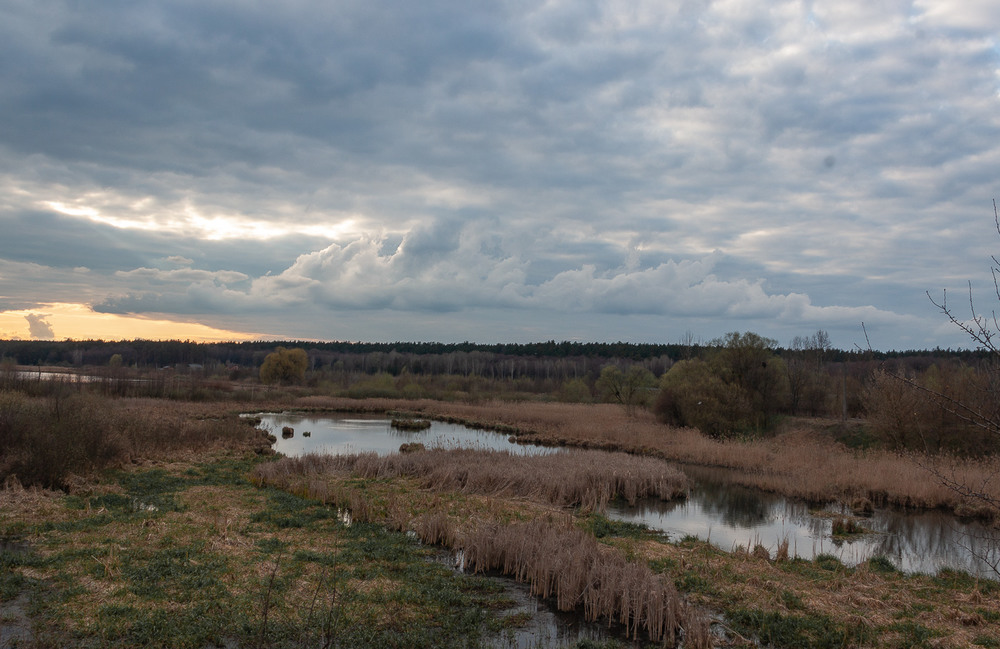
579,513,650,539
866,555,898,574
813,553,844,572
726,608,874,649
885,620,939,648
7,456,517,649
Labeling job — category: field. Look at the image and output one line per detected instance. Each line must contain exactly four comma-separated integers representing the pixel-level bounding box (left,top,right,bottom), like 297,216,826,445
2,389,1000,648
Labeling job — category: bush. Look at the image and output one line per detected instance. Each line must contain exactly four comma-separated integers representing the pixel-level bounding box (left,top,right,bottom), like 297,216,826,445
596,365,655,415
654,359,750,437
557,377,593,403
0,391,262,490
1,393,123,489
259,347,308,385
654,332,790,437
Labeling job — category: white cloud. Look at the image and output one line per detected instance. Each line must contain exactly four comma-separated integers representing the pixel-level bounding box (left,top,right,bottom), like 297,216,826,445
25,313,54,340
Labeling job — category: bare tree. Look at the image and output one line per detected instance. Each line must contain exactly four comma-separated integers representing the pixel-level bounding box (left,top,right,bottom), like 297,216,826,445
885,202,1000,575
922,202,1000,441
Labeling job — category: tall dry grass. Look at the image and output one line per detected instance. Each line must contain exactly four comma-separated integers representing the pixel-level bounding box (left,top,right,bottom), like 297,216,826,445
253,447,688,512
252,449,709,648
0,392,269,489
460,517,710,647
287,396,1000,516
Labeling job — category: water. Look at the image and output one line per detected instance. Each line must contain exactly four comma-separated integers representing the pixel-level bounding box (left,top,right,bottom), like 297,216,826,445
428,548,650,649
609,465,1000,579
250,412,555,457
251,413,1000,579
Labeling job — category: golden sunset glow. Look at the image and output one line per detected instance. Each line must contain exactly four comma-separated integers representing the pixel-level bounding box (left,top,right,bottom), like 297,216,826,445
0,303,261,342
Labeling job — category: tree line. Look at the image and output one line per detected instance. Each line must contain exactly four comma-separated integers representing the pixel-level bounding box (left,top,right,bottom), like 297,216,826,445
0,335,975,373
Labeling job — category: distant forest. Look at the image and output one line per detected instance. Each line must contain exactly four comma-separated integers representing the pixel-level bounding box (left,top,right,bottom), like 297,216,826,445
3,336,998,454
0,336,986,379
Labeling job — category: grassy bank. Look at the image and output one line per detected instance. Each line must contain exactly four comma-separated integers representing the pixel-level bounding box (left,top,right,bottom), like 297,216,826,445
0,454,529,648
3,391,1000,647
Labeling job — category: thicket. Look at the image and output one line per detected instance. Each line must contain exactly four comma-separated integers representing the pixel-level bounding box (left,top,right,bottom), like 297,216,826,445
653,332,792,437
0,388,263,489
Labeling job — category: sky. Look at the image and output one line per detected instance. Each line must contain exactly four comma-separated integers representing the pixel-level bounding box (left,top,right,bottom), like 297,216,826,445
1,1,999,350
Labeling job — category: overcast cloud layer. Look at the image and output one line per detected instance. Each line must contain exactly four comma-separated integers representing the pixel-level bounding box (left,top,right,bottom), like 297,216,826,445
1,0,999,348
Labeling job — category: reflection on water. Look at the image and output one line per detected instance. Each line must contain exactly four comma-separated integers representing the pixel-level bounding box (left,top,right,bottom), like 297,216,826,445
610,465,1000,579
250,412,554,457
251,413,999,579
428,548,647,649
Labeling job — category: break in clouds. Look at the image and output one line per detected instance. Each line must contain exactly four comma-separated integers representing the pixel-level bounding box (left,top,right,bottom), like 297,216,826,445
1,0,999,347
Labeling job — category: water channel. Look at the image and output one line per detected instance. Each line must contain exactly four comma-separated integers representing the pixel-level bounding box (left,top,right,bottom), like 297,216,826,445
257,413,998,578
253,412,641,647
610,464,1000,578
254,412,999,581
253,413,998,645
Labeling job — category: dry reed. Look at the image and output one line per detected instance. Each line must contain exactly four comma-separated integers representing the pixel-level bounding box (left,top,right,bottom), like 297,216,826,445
253,447,688,512
459,517,710,647
252,446,710,647
288,397,1000,516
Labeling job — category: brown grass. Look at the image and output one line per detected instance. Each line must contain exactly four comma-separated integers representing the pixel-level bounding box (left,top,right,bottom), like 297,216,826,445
287,396,1000,516
460,516,711,647
0,394,272,488
252,450,709,648
253,447,688,512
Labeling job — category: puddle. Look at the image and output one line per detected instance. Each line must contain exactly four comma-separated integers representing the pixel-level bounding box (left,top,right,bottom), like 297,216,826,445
0,538,32,647
428,548,655,649
0,537,29,554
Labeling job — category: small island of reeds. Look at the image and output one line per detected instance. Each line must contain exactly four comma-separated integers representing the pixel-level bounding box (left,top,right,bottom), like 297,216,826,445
390,418,431,431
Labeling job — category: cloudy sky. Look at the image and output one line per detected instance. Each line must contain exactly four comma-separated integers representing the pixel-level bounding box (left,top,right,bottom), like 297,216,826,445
1,0,998,349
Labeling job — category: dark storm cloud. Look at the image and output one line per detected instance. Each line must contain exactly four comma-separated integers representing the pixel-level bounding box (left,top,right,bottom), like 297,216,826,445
1,0,999,348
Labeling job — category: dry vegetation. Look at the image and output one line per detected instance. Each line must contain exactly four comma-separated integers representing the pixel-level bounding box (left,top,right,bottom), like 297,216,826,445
249,410,1000,648
255,447,688,512
5,381,1000,648
460,517,711,647
0,391,272,489
290,395,1000,518
252,449,711,647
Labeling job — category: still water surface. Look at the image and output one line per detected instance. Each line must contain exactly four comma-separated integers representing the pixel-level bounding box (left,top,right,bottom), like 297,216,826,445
252,412,554,456
254,413,999,579
610,465,1000,578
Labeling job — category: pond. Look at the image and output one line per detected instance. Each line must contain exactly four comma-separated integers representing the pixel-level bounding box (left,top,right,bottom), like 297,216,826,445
250,412,555,457
253,414,999,579
609,464,1000,579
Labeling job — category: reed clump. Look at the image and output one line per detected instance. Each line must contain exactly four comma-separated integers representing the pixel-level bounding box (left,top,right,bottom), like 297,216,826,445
459,517,711,647
252,449,708,647
253,447,688,512
390,418,431,431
